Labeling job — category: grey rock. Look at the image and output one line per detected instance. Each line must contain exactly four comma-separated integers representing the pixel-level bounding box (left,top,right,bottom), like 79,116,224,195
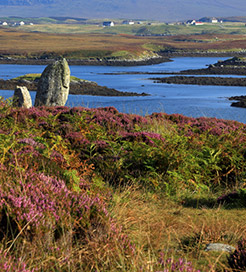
34,58,70,107
13,86,32,108
205,243,236,253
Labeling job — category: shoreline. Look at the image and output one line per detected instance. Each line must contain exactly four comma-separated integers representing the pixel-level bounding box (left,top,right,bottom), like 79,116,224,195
159,51,246,58
0,78,149,97
150,76,246,86
0,56,171,66
229,96,246,108
1,51,245,66
149,56,246,109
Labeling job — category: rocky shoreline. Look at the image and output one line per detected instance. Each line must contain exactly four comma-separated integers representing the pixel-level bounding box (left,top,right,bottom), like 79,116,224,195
159,51,246,59
151,76,246,86
229,96,246,108
0,56,171,66
0,78,148,97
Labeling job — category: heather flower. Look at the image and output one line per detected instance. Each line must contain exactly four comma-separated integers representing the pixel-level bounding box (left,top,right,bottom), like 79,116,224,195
227,238,246,271
50,150,65,163
0,171,108,231
26,107,50,119
0,251,36,272
157,254,200,272
119,131,165,145
66,132,90,147
18,138,39,147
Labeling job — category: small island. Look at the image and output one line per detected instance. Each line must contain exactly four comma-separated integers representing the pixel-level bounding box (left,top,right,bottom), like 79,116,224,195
229,96,246,108
151,76,246,87
179,56,246,76
150,57,246,108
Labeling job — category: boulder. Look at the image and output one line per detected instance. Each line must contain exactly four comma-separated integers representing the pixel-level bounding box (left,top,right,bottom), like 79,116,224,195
13,86,32,108
34,58,70,106
205,243,235,253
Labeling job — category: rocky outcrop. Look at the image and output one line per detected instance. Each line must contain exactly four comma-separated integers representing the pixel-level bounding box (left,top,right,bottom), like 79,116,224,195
205,243,235,253
0,56,170,66
151,76,246,86
229,96,246,108
177,57,246,76
13,86,32,108
34,58,70,106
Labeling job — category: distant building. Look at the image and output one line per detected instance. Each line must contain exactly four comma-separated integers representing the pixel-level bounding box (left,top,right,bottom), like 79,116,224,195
211,17,218,23
122,20,134,25
103,21,114,27
2,22,8,26
186,20,196,25
19,21,25,26
195,21,204,25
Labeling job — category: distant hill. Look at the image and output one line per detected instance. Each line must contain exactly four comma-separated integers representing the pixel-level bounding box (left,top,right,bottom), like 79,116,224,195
198,16,246,23
221,16,246,22
1,0,246,22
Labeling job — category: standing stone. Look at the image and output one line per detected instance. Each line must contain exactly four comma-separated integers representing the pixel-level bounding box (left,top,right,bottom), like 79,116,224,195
34,58,70,106
13,86,32,108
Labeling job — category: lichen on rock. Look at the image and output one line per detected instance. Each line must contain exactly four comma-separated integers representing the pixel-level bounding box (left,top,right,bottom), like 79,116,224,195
13,86,32,108
34,58,70,107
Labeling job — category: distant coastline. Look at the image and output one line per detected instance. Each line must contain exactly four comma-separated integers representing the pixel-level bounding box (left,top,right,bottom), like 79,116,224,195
0,56,170,66
1,51,246,66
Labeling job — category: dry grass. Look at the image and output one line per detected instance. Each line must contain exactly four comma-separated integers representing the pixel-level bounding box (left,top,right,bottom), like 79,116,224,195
1,28,246,58
110,186,246,271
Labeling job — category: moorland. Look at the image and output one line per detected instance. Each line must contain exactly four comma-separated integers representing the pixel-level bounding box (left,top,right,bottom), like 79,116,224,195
1,20,246,65
1,18,246,272
0,101,246,271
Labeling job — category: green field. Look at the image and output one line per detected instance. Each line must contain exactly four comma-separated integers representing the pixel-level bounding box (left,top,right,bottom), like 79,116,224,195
13,22,246,36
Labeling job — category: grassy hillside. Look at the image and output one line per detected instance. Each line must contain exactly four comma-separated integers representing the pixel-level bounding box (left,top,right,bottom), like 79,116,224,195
0,98,246,271
1,28,246,61
14,22,246,35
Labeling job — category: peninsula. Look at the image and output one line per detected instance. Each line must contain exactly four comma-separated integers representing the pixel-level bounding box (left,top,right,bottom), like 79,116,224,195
0,74,148,96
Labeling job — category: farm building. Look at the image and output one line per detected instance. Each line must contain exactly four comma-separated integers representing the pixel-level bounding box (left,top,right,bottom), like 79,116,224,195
103,21,114,27
122,20,134,25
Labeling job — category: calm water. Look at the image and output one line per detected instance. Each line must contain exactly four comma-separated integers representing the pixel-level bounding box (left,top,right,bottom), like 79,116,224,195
1,57,246,123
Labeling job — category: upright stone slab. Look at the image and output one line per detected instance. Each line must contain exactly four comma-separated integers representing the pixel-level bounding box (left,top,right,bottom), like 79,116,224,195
34,58,70,106
13,86,32,108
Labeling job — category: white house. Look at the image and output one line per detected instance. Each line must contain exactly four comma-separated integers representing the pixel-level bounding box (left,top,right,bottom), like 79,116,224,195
2,22,8,26
122,20,134,25
103,21,114,27
19,21,25,26
211,17,218,23
186,20,196,25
